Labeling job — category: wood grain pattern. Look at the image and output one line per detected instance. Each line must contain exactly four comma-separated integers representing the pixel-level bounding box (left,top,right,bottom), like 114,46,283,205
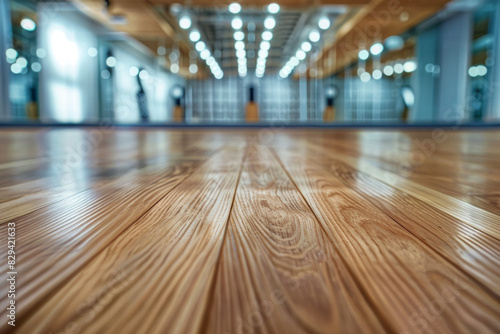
0,128,499,334
273,148,500,333
206,146,384,333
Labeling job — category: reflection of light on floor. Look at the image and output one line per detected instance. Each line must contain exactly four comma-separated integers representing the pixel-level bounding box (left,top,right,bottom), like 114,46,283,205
49,82,83,122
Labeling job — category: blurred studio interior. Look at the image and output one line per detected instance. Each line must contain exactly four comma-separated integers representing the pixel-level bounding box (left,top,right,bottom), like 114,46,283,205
0,0,499,125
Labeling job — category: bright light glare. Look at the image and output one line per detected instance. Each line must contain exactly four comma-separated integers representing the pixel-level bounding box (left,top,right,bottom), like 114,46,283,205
394,63,404,74
301,42,311,52
403,60,417,73
262,31,273,41
232,17,243,30
260,41,270,50
234,31,245,40
106,56,117,67
179,16,192,29
264,17,276,30
358,49,369,60
309,30,320,42
296,50,306,60
229,3,241,14
195,41,206,51
268,3,280,14
370,42,384,55
189,30,201,42
21,18,36,31
318,16,330,30
383,65,394,76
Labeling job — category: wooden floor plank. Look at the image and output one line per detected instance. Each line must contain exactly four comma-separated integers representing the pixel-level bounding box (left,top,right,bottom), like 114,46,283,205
274,147,500,333
314,155,500,297
305,141,500,241
0,148,219,328
14,147,246,334
205,146,385,334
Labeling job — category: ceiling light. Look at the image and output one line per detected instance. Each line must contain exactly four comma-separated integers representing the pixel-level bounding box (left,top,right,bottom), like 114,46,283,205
200,49,211,59
394,63,404,74
476,65,487,76
370,43,384,55
360,72,371,82
372,69,382,80
262,31,273,41
236,49,246,58
309,30,320,42
318,16,330,30
403,60,417,73
234,31,245,40
301,42,312,52
235,41,245,50
189,30,201,42
106,56,117,67
6,48,18,59
383,65,394,76
268,3,280,14
16,57,27,67
264,17,276,30
258,49,268,58
260,41,270,50
232,17,243,30
179,16,192,29
21,18,36,31
195,41,205,51
189,64,198,74
207,57,215,65
358,49,369,60
290,57,299,66
296,50,306,60
170,64,179,73
229,3,241,14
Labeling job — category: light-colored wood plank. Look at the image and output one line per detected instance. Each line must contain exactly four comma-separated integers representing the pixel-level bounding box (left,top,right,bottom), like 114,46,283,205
206,145,385,333
14,147,246,334
316,156,500,296
0,148,220,328
274,147,500,333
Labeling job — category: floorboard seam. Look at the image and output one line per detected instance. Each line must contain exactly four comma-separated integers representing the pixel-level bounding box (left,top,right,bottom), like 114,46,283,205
269,147,396,334
196,145,248,334
16,145,225,324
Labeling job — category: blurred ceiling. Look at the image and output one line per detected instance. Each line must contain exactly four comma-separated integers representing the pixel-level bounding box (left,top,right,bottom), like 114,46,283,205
71,0,453,79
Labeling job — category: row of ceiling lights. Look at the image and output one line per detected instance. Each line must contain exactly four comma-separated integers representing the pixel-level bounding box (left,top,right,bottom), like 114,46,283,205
256,4,279,77
279,15,330,78
357,59,417,82
180,14,223,78
228,3,280,77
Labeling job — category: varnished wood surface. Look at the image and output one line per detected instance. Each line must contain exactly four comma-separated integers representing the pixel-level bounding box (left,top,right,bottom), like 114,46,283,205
0,128,499,333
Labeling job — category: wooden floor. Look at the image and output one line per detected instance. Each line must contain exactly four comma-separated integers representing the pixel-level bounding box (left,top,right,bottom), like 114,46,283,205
1,128,500,333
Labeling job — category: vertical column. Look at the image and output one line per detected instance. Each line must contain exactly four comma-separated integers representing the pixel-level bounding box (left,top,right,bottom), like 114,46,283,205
299,74,307,121
0,0,12,120
487,1,500,120
412,26,439,121
436,12,472,121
